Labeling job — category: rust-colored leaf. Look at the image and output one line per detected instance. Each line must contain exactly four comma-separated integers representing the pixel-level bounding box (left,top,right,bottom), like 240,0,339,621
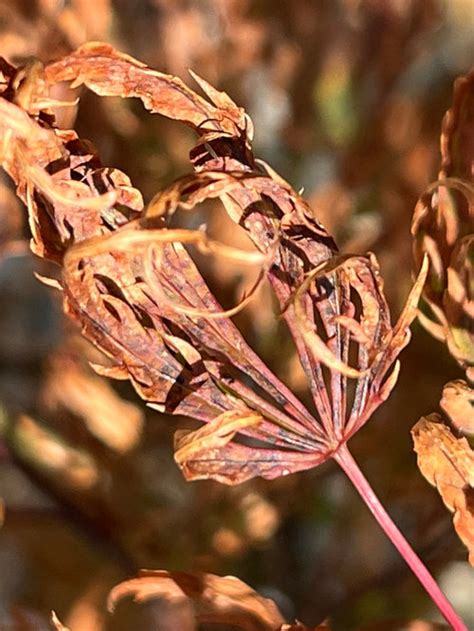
176,437,327,486
412,415,474,565
0,45,426,488
108,570,285,631
412,70,474,373
45,42,247,139
174,409,262,468
440,379,474,434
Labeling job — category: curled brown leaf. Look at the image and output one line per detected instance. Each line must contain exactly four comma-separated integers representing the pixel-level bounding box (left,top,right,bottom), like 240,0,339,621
412,415,474,565
108,570,285,631
440,380,474,434
0,45,427,487
412,70,474,373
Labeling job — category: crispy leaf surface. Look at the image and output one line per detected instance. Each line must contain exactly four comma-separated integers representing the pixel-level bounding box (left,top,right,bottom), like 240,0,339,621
412,415,474,564
0,45,427,484
45,42,248,139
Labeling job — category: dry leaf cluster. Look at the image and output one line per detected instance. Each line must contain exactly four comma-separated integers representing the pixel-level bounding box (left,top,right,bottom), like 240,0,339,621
410,66,474,570
0,3,473,630
0,43,428,489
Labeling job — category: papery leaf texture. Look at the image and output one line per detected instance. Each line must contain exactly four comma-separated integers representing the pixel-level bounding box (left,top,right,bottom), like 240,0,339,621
412,415,474,565
0,43,427,484
412,69,474,372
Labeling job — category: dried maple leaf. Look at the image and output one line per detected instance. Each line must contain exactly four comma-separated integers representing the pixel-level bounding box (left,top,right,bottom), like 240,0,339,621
412,415,474,565
45,42,250,142
412,70,474,376
0,45,467,628
440,379,474,435
411,70,474,579
32,44,426,482
108,570,285,631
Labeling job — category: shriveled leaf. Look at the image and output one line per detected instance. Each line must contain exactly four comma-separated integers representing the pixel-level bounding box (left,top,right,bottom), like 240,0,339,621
412,70,474,373
444,236,474,368
412,415,474,564
174,409,262,466
0,45,428,488
440,70,474,183
440,380,474,434
0,72,349,481
108,570,285,631
45,42,247,139
176,438,326,485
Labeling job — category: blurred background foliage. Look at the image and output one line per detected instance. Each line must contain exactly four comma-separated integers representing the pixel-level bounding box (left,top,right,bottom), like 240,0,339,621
0,1,473,629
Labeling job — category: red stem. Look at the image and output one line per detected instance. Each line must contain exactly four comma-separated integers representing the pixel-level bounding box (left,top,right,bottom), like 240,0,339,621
333,443,467,631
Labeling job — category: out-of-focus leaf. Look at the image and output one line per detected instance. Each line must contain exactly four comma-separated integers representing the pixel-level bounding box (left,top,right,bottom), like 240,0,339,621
108,570,285,631
51,611,70,631
412,70,474,373
280,623,331,630
0,175,24,259
412,415,474,564
13,414,99,490
41,352,144,453
357,621,449,630
440,379,474,434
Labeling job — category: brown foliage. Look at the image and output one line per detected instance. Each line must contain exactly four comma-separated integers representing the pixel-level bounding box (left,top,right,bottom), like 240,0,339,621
1,22,471,628
0,43,427,488
107,569,446,631
108,570,285,631
412,70,474,375
411,68,474,568
440,379,474,435
41,348,144,453
412,415,474,565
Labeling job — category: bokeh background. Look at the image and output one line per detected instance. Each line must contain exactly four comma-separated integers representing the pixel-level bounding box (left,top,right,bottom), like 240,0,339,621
0,1,473,629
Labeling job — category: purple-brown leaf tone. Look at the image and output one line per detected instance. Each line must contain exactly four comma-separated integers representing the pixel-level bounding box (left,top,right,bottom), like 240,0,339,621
0,43,426,485
0,42,467,629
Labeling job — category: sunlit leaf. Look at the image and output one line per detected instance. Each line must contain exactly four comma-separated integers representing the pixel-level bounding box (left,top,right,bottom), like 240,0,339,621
412,415,474,565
